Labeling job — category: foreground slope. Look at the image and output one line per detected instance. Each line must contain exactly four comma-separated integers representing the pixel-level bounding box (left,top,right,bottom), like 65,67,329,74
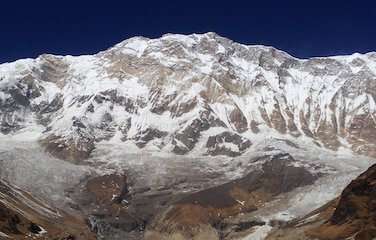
266,163,376,240
0,179,94,240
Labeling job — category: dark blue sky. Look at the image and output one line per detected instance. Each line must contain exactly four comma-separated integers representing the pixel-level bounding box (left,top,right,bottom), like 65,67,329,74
1,0,375,63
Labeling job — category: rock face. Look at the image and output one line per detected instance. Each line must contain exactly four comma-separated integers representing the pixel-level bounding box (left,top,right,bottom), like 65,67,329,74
1,33,376,161
206,131,251,156
0,179,95,240
311,164,376,240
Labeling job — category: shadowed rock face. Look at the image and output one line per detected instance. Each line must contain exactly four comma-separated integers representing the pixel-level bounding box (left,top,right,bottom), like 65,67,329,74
133,128,168,148
1,33,376,161
311,164,376,240
172,110,226,155
206,131,251,157
229,107,248,133
145,153,318,240
330,165,376,225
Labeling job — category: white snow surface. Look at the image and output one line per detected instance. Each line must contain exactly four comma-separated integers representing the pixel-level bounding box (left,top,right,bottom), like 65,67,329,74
0,33,375,157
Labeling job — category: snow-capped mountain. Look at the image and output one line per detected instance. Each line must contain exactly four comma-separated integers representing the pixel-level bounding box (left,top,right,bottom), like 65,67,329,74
1,33,376,239
1,32,375,161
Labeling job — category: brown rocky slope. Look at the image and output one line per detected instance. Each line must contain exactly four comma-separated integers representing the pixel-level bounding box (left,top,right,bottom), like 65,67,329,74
0,179,95,240
145,153,319,240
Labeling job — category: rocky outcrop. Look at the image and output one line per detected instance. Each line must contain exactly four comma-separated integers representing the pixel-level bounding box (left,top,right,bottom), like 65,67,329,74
41,133,95,163
206,131,251,157
172,110,226,154
348,114,376,157
310,164,376,240
133,128,168,148
229,107,248,133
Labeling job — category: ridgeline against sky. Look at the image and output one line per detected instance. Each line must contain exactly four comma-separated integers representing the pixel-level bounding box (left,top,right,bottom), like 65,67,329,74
1,0,375,63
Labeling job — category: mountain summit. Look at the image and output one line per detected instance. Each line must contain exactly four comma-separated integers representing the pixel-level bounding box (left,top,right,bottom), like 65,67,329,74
1,33,375,161
0,33,375,240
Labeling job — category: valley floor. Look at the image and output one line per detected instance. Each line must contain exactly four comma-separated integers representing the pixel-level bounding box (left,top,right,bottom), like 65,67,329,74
0,131,374,239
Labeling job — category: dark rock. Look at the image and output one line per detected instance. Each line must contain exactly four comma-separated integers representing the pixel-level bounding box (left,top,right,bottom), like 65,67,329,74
28,222,42,234
250,120,260,133
86,103,95,113
7,215,21,234
62,234,76,240
270,100,287,134
260,153,317,194
206,131,251,157
173,110,226,154
133,128,168,148
149,88,177,115
72,117,87,128
9,88,30,107
39,93,63,114
330,164,376,225
229,107,248,133
234,220,265,232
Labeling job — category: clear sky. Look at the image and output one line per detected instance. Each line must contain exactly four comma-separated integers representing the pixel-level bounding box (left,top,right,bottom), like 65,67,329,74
1,0,375,63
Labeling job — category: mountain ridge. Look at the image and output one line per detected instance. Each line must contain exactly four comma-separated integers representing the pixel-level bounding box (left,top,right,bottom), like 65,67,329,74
1,32,375,162
3,32,376,65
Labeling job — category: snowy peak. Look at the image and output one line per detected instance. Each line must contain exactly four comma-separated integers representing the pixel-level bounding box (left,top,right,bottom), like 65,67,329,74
0,33,376,161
